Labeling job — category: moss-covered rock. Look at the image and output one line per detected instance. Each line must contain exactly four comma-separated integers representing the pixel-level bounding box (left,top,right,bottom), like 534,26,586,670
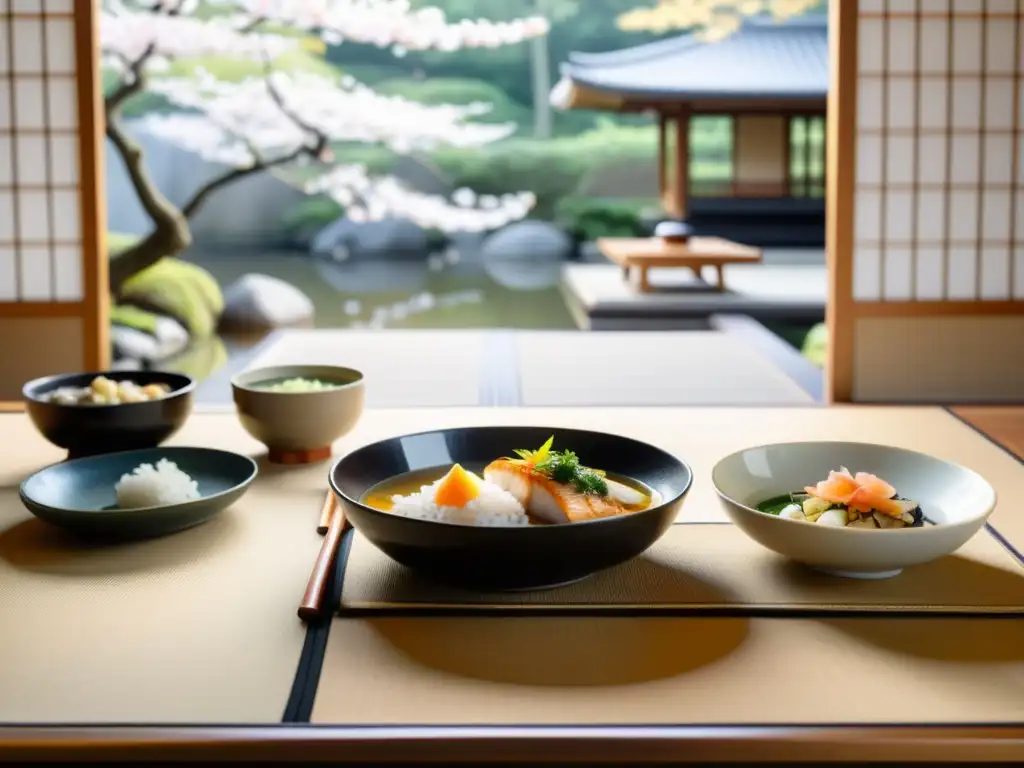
802,322,828,368
120,257,225,338
108,231,142,255
110,302,159,335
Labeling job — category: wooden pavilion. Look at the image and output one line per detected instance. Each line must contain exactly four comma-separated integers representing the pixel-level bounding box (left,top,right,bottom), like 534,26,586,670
550,15,828,246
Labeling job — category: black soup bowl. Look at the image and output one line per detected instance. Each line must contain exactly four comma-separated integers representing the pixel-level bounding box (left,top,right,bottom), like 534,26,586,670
329,426,693,591
23,370,196,460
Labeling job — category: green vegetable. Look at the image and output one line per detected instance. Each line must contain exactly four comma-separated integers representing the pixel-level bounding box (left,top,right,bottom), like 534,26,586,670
756,494,799,516
511,437,608,496
512,435,554,465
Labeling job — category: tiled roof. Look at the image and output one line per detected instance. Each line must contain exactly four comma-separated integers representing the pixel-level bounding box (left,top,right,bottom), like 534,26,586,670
556,15,828,102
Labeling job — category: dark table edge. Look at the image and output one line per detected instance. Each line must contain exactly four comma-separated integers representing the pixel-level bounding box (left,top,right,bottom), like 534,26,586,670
1,724,1023,762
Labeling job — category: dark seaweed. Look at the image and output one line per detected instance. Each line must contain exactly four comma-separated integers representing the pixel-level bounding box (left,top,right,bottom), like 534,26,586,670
893,494,925,527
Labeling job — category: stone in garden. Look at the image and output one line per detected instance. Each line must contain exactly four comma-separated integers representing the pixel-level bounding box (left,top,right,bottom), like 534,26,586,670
310,217,430,261
110,315,190,363
480,220,574,290
480,220,574,264
220,273,314,329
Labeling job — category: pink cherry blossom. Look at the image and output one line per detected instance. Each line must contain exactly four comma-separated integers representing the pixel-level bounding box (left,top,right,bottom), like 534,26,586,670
102,0,547,232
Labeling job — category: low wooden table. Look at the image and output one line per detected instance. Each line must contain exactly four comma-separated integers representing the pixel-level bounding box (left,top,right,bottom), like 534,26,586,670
2,406,1024,763
598,236,764,292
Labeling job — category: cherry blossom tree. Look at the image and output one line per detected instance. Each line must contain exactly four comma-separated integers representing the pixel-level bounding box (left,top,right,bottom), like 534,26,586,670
617,0,821,40
101,0,549,294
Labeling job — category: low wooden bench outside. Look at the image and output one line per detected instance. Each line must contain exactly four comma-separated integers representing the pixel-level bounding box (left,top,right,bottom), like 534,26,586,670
598,236,764,292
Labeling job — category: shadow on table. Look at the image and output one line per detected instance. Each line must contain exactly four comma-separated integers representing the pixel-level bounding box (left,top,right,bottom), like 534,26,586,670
822,615,1024,663
816,552,1024,663
765,552,1024,611
0,510,241,576
365,560,750,688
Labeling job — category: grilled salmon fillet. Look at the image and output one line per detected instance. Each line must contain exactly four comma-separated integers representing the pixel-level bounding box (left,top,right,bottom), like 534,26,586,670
483,458,649,524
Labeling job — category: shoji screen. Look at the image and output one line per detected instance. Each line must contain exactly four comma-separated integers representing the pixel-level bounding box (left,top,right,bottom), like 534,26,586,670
828,0,1024,402
0,0,106,403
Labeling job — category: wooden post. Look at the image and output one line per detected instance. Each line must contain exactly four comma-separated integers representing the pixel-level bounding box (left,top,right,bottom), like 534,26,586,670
674,109,690,220
77,0,110,372
783,115,794,197
731,113,739,197
825,0,858,403
657,112,667,202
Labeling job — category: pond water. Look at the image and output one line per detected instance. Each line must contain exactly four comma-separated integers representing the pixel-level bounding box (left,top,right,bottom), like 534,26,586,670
173,249,577,391
187,249,577,332
166,249,813,397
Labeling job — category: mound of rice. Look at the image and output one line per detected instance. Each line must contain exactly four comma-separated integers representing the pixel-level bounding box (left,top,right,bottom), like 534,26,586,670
115,458,201,509
390,476,529,527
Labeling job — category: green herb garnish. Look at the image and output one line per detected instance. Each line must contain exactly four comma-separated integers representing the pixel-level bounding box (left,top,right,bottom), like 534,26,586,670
512,435,554,464
510,437,608,496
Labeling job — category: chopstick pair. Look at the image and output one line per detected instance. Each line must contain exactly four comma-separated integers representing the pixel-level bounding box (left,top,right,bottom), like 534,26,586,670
316,491,336,535
299,491,349,622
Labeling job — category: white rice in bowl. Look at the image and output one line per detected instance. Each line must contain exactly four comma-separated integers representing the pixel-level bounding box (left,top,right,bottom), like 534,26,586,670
115,458,201,509
390,476,529,527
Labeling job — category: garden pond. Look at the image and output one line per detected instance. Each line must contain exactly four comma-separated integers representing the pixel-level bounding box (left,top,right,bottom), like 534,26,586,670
126,248,577,389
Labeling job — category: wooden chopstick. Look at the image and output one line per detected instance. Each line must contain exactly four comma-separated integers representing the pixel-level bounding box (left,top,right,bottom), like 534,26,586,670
299,492,348,622
316,491,336,535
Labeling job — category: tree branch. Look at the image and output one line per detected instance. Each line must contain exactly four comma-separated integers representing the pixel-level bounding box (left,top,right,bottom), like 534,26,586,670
106,117,192,294
104,44,155,115
180,144,313,219
239,15,266,33
261,50,328,146
178,42,333,220
106,25,332,291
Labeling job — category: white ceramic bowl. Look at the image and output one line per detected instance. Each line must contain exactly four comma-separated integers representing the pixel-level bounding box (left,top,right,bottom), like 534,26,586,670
712,441,997,579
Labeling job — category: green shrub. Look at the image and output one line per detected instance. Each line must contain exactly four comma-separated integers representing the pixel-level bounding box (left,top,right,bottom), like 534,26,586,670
424,228,449,249
426,123,658,219
279,196,343,243
333,63,409,86
802,322,828,368
374,77,533,128
120,258,224,338
554,197,653,241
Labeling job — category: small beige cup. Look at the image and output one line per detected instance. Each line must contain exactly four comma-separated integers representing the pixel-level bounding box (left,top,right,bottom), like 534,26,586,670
231,364,365,464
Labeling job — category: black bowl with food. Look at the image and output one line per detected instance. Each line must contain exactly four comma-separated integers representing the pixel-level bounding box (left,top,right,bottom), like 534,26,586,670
330,426,693,591
23,370,195,459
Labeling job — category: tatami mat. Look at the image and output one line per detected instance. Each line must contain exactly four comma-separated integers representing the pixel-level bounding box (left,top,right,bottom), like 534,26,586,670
338,523,1024,614
514,331,814,406
0,415,327,723
306,406,1024,726
311,615,1024,725
4,405,1024,726
245,330,488,407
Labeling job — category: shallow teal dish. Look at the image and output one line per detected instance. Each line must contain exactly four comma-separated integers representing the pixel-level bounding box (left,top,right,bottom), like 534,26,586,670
19,446,258,540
